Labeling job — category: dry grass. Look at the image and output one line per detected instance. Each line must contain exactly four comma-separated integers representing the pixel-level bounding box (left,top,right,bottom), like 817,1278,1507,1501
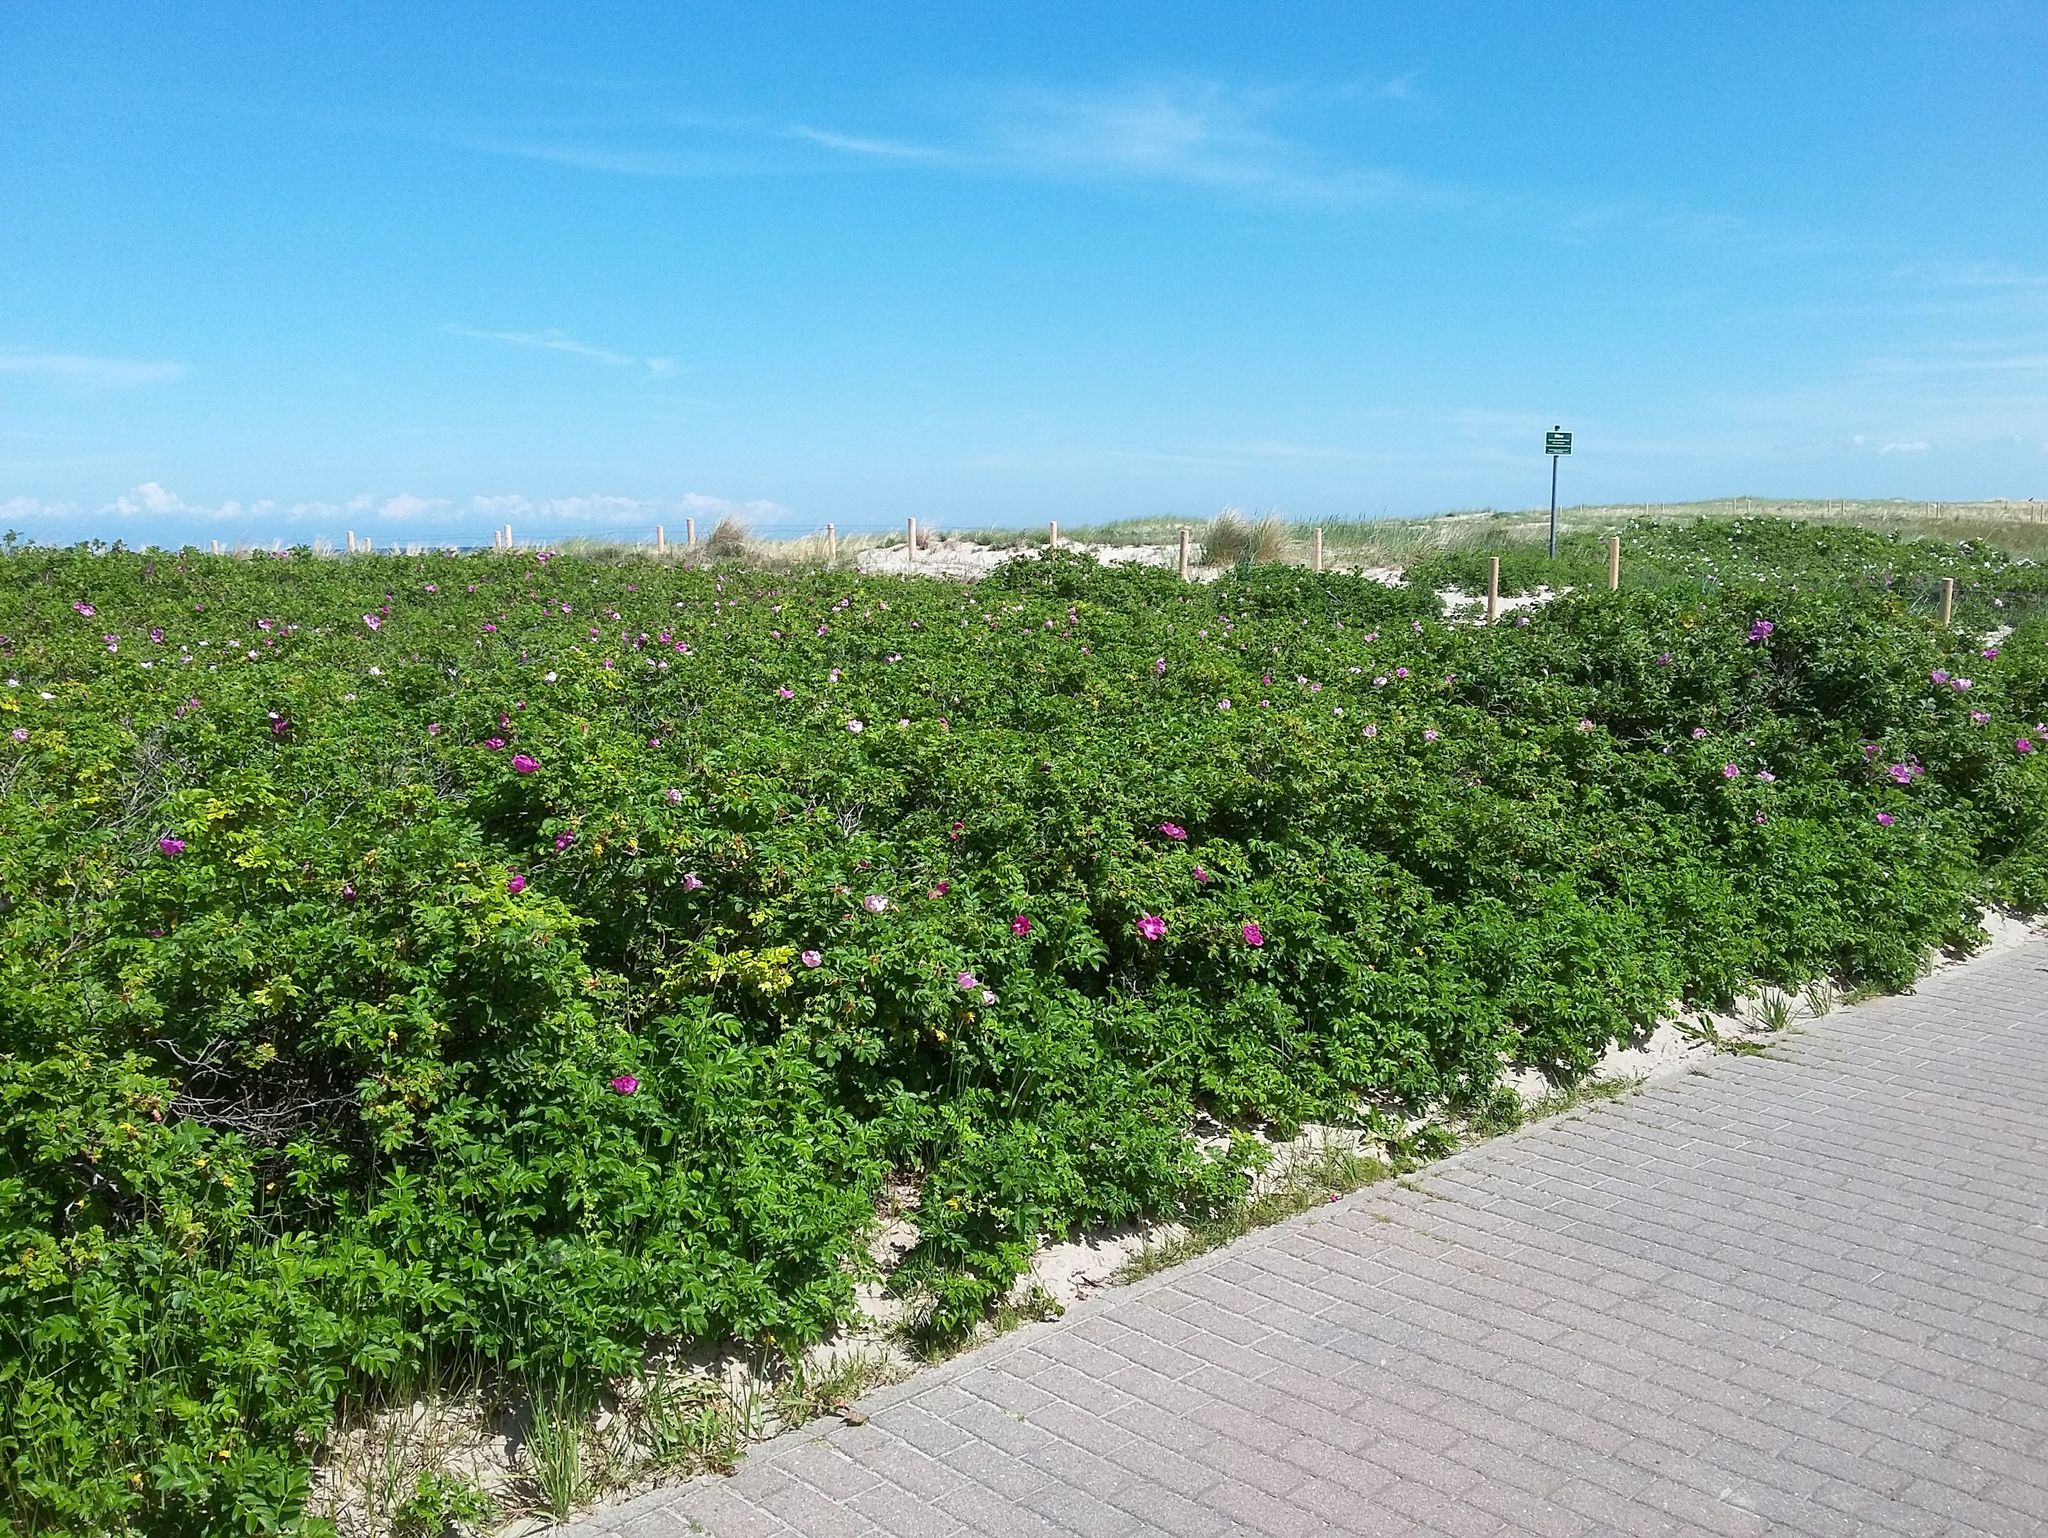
1201,508,1293,566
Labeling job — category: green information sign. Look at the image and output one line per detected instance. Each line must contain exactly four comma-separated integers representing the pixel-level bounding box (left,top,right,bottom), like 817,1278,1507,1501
1545,431,1572,455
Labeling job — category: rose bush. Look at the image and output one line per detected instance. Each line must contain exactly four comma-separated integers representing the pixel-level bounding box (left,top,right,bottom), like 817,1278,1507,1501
1,524,2044,1533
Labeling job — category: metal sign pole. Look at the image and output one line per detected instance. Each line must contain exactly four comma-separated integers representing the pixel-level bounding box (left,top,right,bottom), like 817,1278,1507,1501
1543,425,1572,558
1549,454,1560,559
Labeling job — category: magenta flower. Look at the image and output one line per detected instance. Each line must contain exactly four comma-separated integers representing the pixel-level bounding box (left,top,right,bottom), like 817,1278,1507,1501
1971,711,1990,725
1137,913,1166,941
777,685,794,699
1951,677,1971,691
665,787,682,803
73,601,96,616
929,881,951,897
1153,658,1167,675
1423,729,1440,742
1216,699,1232,711
864,894,888,913
483,622,497,633
1394,667,1410,680
157,835,186,856
427,722,443,736
2019,738,2036,755
506,874,527,894
801,949,822,968
1875,812,1895,827
1930,669,1950,684
1755,770,1776,783
1158,821,1188,841
1011,914,1032,936
340,882,357,900
1192,866,1210,884
1722,763,1740,779
1747,619,1775,641
512,753,539,774
1885,763,1914,785
1576,718,1595,732
485,737,505,750
682,872,703,891
1691,727,1708,740
955,970,979,990
608,1075,640,1096
9,727,24,743
363,614,382,631
1241,921,1265,948
552,831,575,851
1362,723,1378,738
1982,646,2001,660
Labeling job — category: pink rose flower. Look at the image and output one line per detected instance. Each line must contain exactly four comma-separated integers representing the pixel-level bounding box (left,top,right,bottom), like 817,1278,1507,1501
1137,913,1166,941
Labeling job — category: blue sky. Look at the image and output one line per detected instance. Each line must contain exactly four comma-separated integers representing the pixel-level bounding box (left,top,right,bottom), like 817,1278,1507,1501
3,2,2045,547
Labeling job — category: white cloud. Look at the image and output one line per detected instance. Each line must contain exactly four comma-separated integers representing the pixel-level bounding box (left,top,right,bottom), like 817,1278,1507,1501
380,493,450,520
680,491,791,521
0,351,186,388
441,324,678,376
786,125,951,163
1880,440,1931,454
105,481,188,515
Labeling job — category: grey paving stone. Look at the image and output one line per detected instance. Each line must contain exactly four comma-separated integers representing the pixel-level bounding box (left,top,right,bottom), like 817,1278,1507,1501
565,939,2048,1537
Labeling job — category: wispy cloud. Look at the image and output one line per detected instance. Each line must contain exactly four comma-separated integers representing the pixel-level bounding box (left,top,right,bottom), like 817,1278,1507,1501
440,324,677,377
1881,440,1932,454
461,79,1418,206
785,125,951,163
0,350,187,388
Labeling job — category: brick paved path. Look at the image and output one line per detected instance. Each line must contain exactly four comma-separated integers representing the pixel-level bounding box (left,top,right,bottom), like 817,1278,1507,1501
574,939,2048,1537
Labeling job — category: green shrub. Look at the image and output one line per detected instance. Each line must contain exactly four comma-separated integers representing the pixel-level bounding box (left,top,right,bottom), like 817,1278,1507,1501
1,527,2042,1531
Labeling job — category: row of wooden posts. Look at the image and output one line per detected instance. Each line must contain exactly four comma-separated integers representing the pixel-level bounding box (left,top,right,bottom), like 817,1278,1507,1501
314,523,1967,628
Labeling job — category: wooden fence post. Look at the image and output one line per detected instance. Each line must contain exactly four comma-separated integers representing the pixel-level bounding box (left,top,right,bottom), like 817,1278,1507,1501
826,523,837,566
1313,528,1324,573
655,524,665,553
211,539,221,555
907,517,918,563
504,524,514,551
1178,527,1191,581
1940,576,1956,625
1486,557,1500,623
346,530,356,553
1607,534,1621,591
685,518,696,548
1049,521,1059,549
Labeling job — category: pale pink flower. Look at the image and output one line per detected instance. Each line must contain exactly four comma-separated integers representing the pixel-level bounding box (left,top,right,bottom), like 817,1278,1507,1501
363,614,382,631
801,949,822,968
864,894,888,913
